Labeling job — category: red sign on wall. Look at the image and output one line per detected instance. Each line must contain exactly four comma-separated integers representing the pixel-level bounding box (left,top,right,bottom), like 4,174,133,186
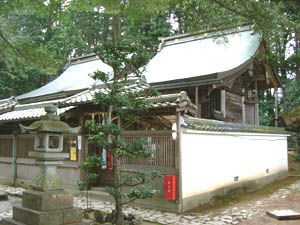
165,175,176,200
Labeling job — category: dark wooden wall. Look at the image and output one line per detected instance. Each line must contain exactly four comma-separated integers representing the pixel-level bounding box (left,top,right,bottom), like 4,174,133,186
225,92,243,123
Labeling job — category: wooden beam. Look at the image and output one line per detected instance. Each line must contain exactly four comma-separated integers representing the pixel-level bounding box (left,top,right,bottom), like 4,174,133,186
150,116,172,128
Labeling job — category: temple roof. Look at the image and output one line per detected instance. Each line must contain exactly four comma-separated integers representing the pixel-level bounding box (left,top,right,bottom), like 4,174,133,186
143,25,281,89
16,54,112,103
144,26,259,84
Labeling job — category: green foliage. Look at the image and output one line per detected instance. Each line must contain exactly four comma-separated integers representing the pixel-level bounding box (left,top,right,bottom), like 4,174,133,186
259,90,276,126
82,154,104,170
79,154,104,189
105,171,161,202
85,76,161,223
285,80,300,111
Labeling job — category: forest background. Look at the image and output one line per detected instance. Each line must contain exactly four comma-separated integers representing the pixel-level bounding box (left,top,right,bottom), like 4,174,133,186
0,0,299,128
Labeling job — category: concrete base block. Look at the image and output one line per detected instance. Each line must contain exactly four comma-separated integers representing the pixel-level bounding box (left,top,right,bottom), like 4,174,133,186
12,205,82,225
0,191,8,201
266,209,300,220
22,189,73,211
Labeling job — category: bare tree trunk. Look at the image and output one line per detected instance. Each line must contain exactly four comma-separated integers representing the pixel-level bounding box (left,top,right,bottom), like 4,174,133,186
111,10,124,224
296,30,300,82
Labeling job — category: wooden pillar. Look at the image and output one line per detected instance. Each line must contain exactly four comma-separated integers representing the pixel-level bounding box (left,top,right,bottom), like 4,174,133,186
195,86,199,118
12,132,17,186
175,111,183,213
282,85,287,113
275,88,279,127
221,90,226,118
254,81,259,125
79,115,86,181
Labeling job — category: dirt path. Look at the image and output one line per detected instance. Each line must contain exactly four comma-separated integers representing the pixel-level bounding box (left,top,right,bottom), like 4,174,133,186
239,186,300,225
227,177,300,225
187,176,300,225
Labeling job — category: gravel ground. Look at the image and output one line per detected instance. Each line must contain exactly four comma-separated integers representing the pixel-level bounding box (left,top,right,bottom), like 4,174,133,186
1,177,300,224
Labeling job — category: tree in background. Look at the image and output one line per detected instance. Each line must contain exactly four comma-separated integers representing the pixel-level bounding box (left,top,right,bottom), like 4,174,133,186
69,1,171,224
0,0,66,98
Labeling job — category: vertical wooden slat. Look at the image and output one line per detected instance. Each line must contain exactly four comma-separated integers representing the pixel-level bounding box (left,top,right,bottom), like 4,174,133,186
120,131,175,168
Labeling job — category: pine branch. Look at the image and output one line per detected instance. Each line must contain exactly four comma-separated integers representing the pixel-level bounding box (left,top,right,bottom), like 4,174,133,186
0,28,29,59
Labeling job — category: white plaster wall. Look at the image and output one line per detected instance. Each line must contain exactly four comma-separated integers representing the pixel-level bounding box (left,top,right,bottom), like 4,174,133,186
181,129,288,199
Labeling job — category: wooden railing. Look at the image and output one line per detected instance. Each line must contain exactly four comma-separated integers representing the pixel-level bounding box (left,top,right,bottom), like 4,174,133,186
0,131,176,168
121,131,176,168
0,134,75,160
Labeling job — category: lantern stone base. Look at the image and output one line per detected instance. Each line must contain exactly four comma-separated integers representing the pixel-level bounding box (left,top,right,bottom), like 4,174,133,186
2,190,83,225
22,189,73,211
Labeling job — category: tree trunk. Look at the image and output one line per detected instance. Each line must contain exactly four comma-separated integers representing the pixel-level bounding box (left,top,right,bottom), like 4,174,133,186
112,10,123,224
113,155,123,224
296,30,300,82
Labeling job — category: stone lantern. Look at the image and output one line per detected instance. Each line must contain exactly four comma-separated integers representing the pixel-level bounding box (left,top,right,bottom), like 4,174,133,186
2,105,84,225
19,105,80,191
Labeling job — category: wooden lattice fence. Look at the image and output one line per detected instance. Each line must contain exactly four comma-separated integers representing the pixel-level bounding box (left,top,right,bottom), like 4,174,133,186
121,131,176,168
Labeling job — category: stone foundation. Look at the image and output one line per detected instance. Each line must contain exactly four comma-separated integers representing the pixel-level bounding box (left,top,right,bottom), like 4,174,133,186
2,189,83,225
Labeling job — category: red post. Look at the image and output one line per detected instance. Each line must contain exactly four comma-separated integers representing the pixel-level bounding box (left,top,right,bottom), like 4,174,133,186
108,152,112,169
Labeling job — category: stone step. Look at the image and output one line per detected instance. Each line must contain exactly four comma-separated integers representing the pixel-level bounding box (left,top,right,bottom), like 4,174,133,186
90,187,106,192
2,217,90,225
86,188,113,202
1,218,26,225
22,190,73,211
12,205,82,225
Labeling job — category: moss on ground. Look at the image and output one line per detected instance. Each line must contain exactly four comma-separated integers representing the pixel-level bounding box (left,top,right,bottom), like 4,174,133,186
188,176,300,215
288,153,300,175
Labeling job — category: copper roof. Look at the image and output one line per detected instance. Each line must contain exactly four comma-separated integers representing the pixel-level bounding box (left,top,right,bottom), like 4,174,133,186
144,25,261,84
16,55,112,102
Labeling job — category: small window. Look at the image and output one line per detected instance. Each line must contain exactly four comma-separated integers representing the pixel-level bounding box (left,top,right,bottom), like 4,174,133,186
201,90,221,118
49,135,59,149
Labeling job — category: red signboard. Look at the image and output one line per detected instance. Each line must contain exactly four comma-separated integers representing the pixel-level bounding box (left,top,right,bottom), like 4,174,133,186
165,175,176,200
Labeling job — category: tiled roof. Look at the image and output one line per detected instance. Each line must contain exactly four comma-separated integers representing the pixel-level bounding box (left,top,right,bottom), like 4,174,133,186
60,76,196,112
0,79,196,123
182,116,288,134
60,78,150,106
145,91,194,109
0,99,73,122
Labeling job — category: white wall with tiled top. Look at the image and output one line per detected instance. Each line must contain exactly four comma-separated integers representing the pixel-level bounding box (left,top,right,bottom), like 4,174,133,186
180,128,288,209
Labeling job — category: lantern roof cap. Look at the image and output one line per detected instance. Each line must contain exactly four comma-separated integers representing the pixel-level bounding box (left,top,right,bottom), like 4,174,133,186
19,105,80,133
